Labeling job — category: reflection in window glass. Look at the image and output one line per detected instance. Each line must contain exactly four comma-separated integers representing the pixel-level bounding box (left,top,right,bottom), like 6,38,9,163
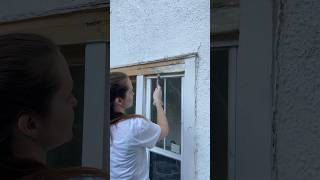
149,152,180,180
150,78,165,148
125,76,136,115
165,78,181,153
150,77,181,154
47,65,84,167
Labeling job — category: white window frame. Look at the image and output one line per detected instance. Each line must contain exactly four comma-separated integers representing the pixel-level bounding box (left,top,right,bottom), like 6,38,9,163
125,55,197,180
145,74,184,161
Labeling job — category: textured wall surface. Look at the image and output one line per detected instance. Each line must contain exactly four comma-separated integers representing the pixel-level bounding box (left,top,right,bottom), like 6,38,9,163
275,0,320,179
111,0,210,179
0,0,108,23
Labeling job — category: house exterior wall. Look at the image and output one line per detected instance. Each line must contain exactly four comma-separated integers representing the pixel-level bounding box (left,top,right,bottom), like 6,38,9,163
110,0,210,179
274,0,320,179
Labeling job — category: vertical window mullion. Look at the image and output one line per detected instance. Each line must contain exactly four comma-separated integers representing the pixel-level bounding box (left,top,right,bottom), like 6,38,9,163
145,77,152,173
164,78,167,150
181,76,184,177
145,78,152,119
135,75,144,115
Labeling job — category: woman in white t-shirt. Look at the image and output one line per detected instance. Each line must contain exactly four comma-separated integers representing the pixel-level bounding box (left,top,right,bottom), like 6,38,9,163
110,72,169,180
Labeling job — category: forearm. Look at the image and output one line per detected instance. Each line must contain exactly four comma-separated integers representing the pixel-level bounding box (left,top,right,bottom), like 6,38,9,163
155,102,169,140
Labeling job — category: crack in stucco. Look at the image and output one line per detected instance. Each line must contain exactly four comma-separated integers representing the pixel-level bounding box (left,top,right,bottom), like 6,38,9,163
193,43,204,178
194,53,200,178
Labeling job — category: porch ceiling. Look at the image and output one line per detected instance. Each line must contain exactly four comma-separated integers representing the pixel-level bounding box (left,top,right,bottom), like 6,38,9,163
211,0,240,35
0,8,109,45
0,0,109,24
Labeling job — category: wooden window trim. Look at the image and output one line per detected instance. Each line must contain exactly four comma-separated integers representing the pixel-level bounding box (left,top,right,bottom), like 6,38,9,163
110,52,197,76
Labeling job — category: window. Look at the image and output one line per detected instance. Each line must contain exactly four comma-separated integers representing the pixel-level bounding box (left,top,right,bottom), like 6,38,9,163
147,75,182,153
110,53,197,180
146,75,183,180
211,48,229,180
149,153,181,180
210,45,238,180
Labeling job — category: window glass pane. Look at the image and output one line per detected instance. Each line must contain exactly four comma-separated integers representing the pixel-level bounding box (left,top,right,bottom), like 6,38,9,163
212,48,229,180
125,76,136,114
150,78,165,148
149,77,181,154
149,152,181,180
165,78,181,154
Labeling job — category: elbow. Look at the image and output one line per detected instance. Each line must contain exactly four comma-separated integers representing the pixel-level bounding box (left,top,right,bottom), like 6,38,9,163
159,127,169,140
165,127,169,137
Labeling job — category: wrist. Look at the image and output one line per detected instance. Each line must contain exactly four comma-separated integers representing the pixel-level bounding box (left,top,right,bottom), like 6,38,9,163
153,100,163,106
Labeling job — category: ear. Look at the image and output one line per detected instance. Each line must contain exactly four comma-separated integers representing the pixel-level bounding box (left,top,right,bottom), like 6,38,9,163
115,97,124,106
16,114,40,138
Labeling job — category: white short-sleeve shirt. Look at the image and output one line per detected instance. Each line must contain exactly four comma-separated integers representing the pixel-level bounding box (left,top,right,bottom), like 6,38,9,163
110,117,161,180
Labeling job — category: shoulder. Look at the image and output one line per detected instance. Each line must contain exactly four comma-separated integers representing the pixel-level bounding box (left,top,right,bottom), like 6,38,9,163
131,117,160,136
111,114,150,132
126,114,147,121
111,114,146,125
126,115,152,130
115,115,159,134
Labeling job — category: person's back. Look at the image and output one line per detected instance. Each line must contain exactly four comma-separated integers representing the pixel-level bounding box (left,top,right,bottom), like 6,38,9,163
110,116,160,180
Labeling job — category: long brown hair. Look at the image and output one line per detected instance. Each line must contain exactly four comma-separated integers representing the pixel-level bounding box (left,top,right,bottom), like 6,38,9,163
0,33,61,161
110,72,129,120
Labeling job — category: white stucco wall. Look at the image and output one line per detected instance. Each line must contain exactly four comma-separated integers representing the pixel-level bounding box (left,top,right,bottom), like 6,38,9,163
0,0,108,23
274,0,320,179
111,0,210,179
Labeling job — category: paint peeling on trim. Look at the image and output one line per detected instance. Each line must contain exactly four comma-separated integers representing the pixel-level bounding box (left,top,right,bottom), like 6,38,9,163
111,52,198,69
145,64,185,74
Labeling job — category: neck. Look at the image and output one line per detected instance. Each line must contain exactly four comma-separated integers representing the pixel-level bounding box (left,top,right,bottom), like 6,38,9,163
113,105,125,114
11,136,47,165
